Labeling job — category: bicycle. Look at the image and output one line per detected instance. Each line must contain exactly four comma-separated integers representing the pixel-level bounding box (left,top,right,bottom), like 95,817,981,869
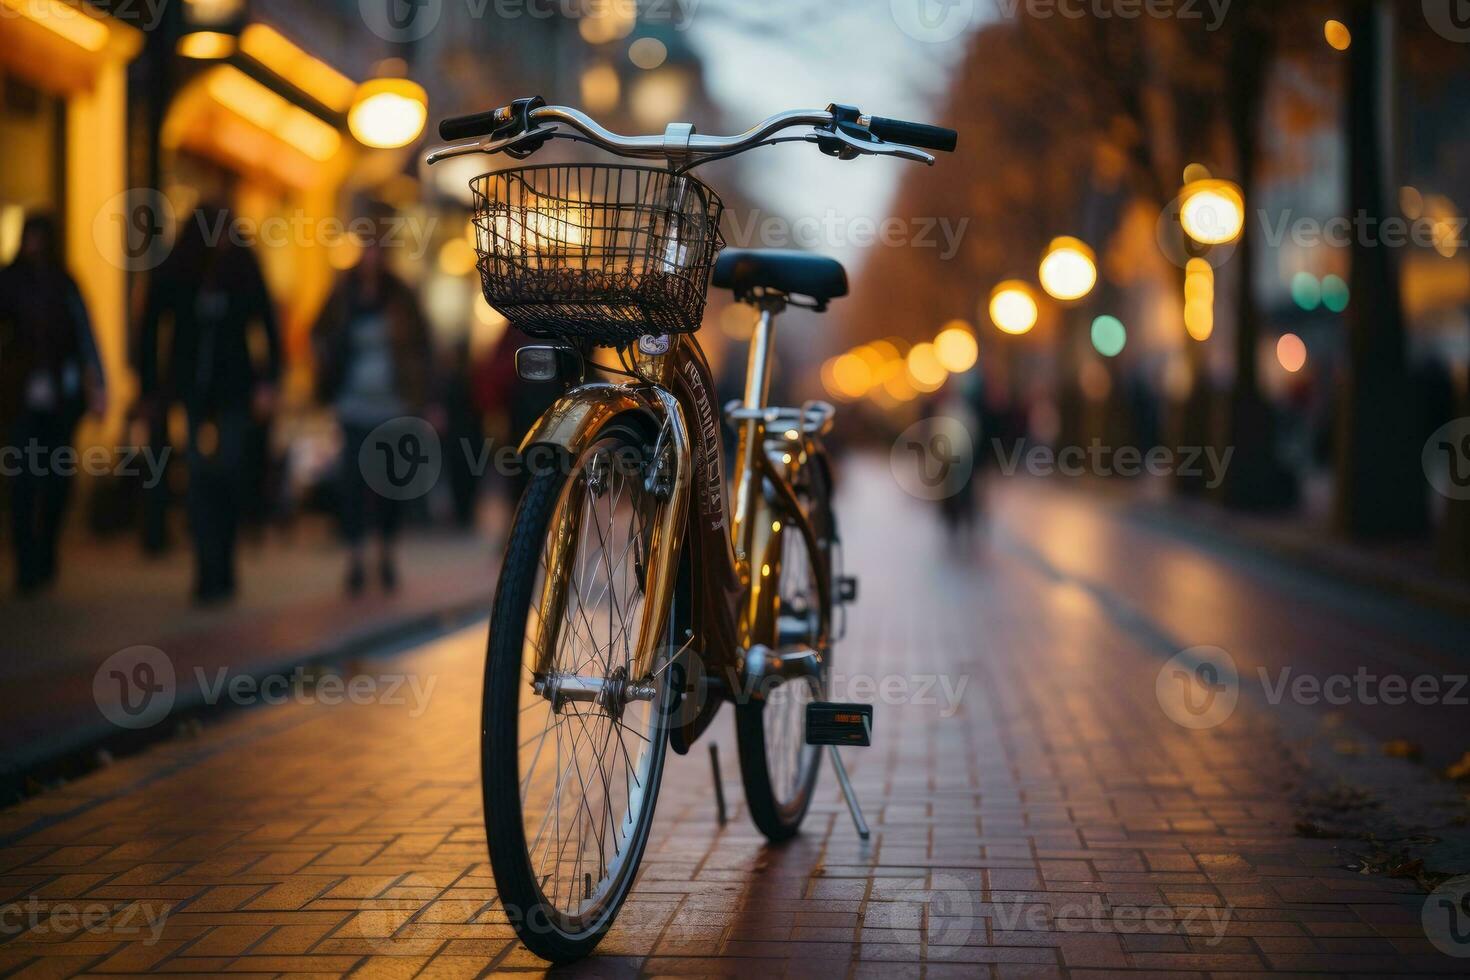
426,96,957,962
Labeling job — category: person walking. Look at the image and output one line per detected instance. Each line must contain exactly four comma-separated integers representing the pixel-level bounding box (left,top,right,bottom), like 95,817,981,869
138,204,280,604
0,215,107,595
314,226,434,595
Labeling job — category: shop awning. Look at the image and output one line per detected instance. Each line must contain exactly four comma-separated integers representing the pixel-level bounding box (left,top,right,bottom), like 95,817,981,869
0,0,142,94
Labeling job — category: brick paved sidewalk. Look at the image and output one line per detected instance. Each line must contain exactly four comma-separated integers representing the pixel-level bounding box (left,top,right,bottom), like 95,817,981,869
0,514,505,790
0,458,1466,977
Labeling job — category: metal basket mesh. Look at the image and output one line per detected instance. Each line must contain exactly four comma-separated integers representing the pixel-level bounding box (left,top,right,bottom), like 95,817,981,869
470,164,725,346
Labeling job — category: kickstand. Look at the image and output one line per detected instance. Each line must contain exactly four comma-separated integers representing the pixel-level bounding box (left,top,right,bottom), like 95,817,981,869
828,718,871,840
709,744,728,827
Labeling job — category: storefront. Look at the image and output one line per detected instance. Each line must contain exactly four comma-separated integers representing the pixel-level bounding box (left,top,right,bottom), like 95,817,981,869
0,0,142,439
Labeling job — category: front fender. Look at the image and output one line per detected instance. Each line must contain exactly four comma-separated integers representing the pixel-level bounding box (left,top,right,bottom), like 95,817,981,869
518,382,660,456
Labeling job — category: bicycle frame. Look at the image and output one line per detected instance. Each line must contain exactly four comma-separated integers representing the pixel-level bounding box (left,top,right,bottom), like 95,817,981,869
519,305,833,751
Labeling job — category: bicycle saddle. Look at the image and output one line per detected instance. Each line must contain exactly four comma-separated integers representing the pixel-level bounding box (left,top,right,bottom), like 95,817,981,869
712,249,849,309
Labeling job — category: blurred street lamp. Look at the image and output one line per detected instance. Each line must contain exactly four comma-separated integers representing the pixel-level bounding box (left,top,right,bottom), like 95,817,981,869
989,281,1038,336
1179,178,1245,246
934,320,979,373
1038,236,1097,302
906,343,947,392
349,78,428,149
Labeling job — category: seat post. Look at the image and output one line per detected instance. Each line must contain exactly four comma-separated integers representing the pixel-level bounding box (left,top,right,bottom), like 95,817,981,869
742,295,784,412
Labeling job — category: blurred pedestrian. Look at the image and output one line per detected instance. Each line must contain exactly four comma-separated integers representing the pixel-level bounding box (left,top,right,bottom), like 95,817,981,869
0,215,107,595
138,204,281,605
314,224,434,595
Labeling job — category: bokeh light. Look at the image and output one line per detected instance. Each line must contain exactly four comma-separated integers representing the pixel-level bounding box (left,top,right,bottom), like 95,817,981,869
1180,179,1245,245
906,343,947,390
349,79,428,149
1324,20,1352,51
1091,316,1127,357
629,37,668,70
1277,333,1308,373
1321,274,1350,313
1291,272,1322,311
934,320,980,372
1038,237,1097,302
989,281,1039,336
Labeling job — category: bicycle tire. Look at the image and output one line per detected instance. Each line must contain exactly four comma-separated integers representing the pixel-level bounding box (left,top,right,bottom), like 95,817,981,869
481,423,684,961
735,460,836,842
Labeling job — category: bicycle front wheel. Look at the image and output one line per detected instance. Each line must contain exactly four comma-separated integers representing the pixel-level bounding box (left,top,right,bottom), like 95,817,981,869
482,424,683,962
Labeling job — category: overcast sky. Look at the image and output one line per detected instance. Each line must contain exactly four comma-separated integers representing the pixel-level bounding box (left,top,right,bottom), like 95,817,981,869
686,0,984,269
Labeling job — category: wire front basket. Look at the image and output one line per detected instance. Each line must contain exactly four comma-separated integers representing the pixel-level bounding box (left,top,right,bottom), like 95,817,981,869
470,164,725,347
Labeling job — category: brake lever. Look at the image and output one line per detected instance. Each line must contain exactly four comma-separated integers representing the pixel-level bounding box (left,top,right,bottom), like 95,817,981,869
804,129,936,166
425,125,561,166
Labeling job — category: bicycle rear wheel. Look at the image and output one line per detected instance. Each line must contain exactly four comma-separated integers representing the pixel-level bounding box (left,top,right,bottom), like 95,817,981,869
482,424,684,962
736,462,835,842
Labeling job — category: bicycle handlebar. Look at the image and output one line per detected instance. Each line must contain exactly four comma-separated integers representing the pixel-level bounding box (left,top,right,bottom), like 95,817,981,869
428,100,956,167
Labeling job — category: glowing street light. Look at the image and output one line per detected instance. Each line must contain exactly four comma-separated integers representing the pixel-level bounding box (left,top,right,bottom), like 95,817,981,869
349,78,428,149
1038,236,1097,302
1180,178,1245,246
989,281,1039,336
934,320,979,373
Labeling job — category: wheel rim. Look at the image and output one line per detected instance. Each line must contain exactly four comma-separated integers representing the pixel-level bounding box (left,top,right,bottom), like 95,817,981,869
763,518,824,812
515,438,667,930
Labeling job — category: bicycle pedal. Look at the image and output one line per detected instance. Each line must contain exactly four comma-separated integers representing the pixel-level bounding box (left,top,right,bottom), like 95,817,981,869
837,575,859,605
805,702,872,747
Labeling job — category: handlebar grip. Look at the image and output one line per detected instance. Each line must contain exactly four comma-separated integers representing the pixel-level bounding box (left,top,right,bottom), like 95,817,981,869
439,108,509,142
867,116,958,153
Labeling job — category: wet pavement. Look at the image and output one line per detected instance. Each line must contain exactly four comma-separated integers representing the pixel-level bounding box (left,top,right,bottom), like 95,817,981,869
2,457,1468,977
